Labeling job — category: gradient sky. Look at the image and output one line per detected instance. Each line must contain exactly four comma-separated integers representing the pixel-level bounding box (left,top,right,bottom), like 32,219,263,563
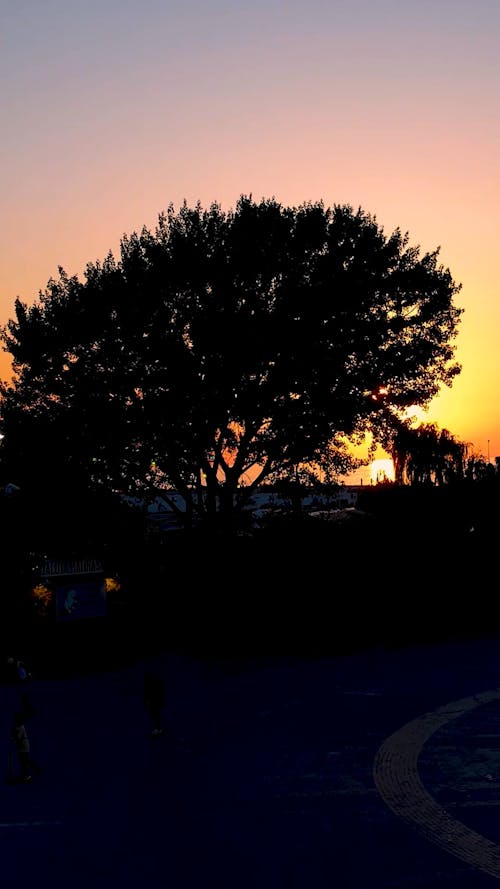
2,0,499,479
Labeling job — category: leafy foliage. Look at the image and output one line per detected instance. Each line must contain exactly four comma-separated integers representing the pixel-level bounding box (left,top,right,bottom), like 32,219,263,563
0,197,462,526
389,421,467,485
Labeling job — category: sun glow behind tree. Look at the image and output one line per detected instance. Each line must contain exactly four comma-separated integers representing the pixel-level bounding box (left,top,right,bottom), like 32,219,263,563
369,458,396,484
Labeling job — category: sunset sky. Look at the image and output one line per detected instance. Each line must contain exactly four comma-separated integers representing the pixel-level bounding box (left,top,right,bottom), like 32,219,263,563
2,0,499,480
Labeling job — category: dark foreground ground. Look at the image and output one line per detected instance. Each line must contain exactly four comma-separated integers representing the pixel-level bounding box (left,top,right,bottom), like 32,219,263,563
2,499,499,888
4,629,500,889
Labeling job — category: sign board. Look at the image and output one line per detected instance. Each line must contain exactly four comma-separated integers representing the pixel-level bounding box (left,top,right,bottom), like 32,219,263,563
40,558,107,622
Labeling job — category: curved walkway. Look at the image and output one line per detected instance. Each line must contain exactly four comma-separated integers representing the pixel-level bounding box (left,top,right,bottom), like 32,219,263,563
373,688,500,881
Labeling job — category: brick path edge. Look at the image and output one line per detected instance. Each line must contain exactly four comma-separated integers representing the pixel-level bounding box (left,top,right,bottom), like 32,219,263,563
373,689,500,880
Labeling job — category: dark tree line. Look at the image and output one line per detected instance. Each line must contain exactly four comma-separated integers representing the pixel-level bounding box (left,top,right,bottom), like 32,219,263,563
386,421,495,486
0,196,462,533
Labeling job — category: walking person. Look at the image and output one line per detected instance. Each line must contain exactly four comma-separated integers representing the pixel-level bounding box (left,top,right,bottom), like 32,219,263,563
7,655,36,724
6,656,32,683
143,670,166,736
9,710,39,783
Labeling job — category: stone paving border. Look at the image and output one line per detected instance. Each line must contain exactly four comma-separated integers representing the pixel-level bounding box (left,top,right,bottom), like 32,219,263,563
373,689,500,880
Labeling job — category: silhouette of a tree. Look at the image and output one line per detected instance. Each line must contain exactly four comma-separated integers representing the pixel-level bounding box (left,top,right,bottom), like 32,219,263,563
390,421,467,485
0,197,462,527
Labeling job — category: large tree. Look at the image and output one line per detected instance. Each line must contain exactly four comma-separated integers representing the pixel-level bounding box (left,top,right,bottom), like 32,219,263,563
0,197,462,527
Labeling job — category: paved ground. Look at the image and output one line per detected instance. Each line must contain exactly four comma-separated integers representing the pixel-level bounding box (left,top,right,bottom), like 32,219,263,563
3,632,500,888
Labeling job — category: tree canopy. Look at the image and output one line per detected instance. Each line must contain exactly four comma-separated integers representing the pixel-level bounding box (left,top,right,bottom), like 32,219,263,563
0,196,462,526
390,422,467,485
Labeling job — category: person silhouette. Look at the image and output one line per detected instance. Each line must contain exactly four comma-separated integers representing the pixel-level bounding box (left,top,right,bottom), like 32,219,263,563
9,710,40,783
